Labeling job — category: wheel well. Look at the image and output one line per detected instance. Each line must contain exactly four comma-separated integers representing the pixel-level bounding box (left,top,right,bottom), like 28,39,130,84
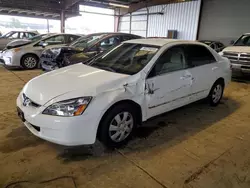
97,100,143,137
21,53,39,63
215,77,225,87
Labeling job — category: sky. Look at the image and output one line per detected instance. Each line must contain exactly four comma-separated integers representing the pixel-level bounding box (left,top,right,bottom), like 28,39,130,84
0,5,115,34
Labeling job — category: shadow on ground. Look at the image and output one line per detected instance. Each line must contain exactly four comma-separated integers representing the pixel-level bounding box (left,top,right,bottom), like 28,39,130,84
55,96,240,162
0,126,44,153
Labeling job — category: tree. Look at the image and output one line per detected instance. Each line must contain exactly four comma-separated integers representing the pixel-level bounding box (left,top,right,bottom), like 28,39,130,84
9,18,24,28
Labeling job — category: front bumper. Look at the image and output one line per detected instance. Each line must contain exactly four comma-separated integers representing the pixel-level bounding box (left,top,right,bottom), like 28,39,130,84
231,63,250,76
16,93,100,146
0,50,21,67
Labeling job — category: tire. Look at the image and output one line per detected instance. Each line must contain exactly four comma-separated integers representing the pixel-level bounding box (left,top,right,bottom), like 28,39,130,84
21,54,38,70
208,80,224,106
98,104,137,148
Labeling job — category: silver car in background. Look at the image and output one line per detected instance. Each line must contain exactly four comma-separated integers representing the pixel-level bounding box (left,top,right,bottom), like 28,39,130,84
6,34,49,48
0,33,81,69
0,31,38,50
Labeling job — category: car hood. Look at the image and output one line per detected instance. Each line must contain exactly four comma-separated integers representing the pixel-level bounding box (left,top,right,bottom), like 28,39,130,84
6,39,31,49
23,63,129,105
223,46,250,53
68,52,91,64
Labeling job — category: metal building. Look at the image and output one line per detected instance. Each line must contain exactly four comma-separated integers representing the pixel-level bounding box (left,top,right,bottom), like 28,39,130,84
119,0,201,40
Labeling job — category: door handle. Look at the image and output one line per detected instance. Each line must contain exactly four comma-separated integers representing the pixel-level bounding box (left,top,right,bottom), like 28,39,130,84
180,75,192,80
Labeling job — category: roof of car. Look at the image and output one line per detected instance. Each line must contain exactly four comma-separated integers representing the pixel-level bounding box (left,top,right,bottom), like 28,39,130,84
124,38,200,46
199,40,222,43
84,32,140,37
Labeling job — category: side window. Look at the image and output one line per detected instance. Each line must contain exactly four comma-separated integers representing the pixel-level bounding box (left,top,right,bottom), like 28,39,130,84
100,37,120,50
217,43,224,48
44,35,65,45
210,43,215,50
148,46,187,78
27,33,36,38
184,45,216,67
9,32,19,39
68,35,79,43
20,32,28,39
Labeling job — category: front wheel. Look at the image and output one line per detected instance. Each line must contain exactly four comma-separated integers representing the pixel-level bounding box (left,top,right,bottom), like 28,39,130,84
21,54,38,69
208,81,224,106
98,104,136,148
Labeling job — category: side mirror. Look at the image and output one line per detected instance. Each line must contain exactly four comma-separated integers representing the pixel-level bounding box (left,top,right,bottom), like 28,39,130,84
230,40,235,45
38,41,48,48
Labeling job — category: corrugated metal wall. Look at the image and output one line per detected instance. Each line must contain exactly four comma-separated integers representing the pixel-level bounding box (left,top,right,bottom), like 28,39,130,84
198,0,250,45
118,0,201,40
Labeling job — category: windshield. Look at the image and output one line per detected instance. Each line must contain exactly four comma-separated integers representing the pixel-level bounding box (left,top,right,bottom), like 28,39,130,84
30,34,48,42
89,43,159,75
70,34,106,49
234,35,250,46
1,31,14,38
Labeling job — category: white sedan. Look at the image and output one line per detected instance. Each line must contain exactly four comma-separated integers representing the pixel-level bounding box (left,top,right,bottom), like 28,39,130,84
16,39,231,148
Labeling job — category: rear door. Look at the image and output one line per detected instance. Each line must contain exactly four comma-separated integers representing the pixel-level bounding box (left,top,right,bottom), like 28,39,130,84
184,44,219,101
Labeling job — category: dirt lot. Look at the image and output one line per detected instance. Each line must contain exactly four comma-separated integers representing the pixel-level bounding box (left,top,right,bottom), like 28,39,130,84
1,65,250,188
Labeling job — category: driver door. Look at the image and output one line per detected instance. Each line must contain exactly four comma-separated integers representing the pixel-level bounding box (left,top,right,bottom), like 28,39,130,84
145,45,193,119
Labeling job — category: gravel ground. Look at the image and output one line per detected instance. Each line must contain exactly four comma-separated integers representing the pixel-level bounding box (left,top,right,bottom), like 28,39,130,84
0,65,250,188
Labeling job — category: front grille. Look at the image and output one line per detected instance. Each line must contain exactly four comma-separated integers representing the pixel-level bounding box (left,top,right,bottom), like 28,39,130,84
223,52,250,65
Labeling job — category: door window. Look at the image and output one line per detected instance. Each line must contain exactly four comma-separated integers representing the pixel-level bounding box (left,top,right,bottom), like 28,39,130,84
210,43,216,50
27,33,36,38
68,35,80,44
20,32,28,39
148,46,187,78
184,45,216,67
44,35,66,45
9,32,19,39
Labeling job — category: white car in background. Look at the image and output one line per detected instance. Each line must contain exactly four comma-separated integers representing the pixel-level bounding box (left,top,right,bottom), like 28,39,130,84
221,33,250,76
0,31,38,50
17,39,231,148
0,33,81,69
6,34,49,48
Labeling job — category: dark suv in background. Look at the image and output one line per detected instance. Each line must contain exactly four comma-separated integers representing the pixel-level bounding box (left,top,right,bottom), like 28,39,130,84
40,32,142,71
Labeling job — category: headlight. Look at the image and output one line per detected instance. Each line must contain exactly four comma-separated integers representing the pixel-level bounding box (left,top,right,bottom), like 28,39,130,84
12,48,21,53
43,97,92,117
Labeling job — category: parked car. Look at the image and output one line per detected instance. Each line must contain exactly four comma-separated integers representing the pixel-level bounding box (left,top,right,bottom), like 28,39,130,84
40,32,142,71
0,31,39,50
220,33,250,76
17,39,231,148
0,33,81,69
199,40,225,52
6,34,50,49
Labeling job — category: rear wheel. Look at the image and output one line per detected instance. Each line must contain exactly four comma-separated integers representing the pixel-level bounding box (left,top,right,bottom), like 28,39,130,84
208,80,224,106
98,104,136,148
21,54,38,69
